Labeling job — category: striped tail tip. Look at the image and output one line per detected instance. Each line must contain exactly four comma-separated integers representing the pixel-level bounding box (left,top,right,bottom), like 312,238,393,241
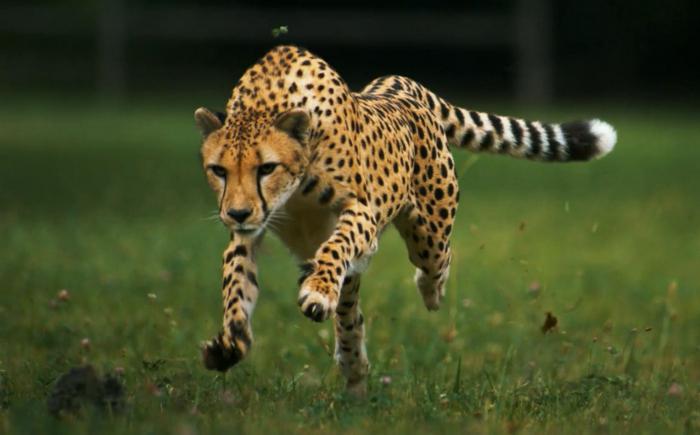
562,119,617,161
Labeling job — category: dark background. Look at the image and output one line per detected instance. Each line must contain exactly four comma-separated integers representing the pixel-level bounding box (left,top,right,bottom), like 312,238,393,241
1,0,698,102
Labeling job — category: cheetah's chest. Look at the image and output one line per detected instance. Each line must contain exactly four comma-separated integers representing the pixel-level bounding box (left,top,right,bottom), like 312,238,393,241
272,191,338,261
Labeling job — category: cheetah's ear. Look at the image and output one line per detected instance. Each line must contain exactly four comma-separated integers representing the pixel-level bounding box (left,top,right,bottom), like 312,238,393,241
194,107,224,138
274,109,310,144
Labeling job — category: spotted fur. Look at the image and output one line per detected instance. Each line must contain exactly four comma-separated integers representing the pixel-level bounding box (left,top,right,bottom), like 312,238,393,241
195,45,616,394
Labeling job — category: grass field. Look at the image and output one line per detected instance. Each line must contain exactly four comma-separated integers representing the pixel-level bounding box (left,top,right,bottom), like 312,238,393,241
1,96,699,434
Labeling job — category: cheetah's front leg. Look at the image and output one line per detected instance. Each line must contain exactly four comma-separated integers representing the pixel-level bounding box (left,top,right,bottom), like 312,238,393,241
334,274,369,396
297,202,377,322
202,234,259,371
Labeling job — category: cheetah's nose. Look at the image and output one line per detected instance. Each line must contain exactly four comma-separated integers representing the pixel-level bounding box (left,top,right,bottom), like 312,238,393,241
227,208,252,223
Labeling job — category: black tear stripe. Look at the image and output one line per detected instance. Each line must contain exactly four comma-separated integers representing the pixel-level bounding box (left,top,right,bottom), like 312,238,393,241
301,176,319,195
256,174,269,217
218,178,228,215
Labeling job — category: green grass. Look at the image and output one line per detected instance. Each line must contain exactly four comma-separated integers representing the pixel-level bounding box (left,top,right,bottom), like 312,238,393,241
1,96,699,434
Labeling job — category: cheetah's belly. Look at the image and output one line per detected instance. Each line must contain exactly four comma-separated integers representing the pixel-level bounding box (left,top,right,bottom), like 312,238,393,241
271,191,338,260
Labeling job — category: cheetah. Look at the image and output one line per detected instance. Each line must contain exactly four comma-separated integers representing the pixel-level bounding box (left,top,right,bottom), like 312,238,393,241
195,45,616,395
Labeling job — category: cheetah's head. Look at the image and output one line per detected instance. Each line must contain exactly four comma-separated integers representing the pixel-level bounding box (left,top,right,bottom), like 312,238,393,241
195,107,310,238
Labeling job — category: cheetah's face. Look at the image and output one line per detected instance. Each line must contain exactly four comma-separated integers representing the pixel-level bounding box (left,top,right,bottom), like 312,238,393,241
195,108,310,237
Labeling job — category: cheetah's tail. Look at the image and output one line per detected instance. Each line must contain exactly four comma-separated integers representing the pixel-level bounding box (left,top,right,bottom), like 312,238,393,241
437,103,616,162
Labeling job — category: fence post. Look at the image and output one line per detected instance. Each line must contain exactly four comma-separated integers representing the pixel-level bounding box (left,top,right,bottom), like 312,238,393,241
515,0,552,104
97,0,126,100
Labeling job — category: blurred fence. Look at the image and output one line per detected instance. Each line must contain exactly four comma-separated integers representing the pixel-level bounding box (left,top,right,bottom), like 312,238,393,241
0,0,552,102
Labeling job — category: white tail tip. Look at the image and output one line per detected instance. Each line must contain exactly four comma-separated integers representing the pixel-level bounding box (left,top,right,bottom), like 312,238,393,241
589,119,617,158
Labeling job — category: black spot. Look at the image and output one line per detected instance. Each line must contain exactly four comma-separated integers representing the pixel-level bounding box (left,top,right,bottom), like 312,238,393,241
225,251,234,264
445,124,456,138
419,146,428,159
298,262,314,285
460,129,475,147
479,132,495,150
233,245,248,257
440,103,450,120
246,271,258,287
230,321,252,348
454,108,465,125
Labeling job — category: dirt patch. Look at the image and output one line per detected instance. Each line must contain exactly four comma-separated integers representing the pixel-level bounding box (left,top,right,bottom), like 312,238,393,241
47,365,125,417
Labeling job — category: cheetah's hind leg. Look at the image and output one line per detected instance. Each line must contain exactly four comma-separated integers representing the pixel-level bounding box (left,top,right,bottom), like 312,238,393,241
394,204,454,311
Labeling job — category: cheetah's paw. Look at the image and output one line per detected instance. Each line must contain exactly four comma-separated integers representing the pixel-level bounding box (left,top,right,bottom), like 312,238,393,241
297,286,337,322
201,324,251,372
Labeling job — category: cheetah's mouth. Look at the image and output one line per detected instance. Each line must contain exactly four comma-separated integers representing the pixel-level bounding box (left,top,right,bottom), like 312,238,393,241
233,227,257,235
230,223,265,238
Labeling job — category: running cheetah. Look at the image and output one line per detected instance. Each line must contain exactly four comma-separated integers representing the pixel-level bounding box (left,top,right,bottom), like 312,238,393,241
194,45,616,395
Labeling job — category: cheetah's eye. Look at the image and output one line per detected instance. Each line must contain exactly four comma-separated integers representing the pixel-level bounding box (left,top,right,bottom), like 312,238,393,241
208,164,227,178
258,162,279,176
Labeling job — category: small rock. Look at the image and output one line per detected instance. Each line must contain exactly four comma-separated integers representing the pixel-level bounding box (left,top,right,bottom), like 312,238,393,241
667,383,683,397
441,324,457,343
528,281,541,297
